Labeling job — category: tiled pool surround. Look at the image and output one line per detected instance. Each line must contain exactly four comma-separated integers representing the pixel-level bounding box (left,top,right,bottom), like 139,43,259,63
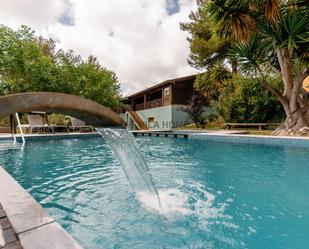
1,131,309,148
0,204,22,249
0,132,100,142
188,133,309,149
0,167,83,249
132,131,309,149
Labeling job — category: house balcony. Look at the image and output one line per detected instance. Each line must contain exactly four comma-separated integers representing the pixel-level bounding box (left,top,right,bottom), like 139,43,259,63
135,98,163,111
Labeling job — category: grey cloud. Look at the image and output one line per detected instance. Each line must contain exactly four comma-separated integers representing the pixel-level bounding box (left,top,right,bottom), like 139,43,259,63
0,0,198,95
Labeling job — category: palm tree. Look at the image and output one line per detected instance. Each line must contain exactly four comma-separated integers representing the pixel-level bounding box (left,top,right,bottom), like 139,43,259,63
194,63,232,102
180,3,237,73
200,0,309,134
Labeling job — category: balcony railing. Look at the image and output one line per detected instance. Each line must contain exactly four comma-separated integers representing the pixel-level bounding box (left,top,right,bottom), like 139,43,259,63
134,98,163,111
145,99,163,109
135,103,145,111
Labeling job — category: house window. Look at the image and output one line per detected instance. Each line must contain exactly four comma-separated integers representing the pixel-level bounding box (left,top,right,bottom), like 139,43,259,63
164,87,170,96
148,117,155,123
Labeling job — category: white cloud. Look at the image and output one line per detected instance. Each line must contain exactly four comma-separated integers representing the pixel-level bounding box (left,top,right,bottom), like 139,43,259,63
0,0,66,34
0,0,199,95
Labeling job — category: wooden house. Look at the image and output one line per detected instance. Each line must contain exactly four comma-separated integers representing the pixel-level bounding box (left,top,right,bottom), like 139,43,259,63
122,74,210,130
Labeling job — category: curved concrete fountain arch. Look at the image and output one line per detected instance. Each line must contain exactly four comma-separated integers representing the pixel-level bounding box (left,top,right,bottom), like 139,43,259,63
0,92,125,127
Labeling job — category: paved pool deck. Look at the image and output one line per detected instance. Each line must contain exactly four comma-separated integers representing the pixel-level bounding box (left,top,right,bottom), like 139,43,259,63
0,204,22,249
0,132,100,142
131,129,309,148
1,129,309,147
0,167,83,249
132,129,249,137
186,132,309,148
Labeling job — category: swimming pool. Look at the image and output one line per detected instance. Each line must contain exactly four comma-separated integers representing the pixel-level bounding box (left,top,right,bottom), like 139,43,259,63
0,136,308,248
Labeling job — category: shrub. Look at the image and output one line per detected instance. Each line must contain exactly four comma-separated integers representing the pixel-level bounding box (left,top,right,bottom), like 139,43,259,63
217,76,285,123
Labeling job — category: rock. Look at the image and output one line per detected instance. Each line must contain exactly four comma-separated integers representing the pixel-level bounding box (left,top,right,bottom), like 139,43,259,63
299,126,309,133
271,125,309,136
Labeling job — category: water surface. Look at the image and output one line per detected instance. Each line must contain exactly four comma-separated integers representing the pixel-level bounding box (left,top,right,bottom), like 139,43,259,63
0,137,308,249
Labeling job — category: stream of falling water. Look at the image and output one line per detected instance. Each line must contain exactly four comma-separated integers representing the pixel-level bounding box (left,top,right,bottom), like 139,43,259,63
96,128,161,209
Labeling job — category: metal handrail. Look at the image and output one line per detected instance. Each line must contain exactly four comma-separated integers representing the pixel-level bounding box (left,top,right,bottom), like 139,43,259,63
15,113,26,143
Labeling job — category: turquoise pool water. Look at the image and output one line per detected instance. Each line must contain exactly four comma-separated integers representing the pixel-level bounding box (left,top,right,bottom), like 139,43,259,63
0,137,309,249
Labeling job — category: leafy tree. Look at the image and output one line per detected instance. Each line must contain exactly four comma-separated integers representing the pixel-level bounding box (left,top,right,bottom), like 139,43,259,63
76,56,120,108
180,1,237,73
183,0,309,135
181,93,206,127
194,63,232,102
0,25,120,108
217,75,285,123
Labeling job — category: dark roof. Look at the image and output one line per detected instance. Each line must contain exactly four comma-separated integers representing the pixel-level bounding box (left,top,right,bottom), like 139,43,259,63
127,74,197,99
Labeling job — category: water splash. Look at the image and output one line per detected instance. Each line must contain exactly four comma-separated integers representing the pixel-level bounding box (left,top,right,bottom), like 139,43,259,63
96,128,233,228
96,128,161,207
139,180,234,224
138,188,192,217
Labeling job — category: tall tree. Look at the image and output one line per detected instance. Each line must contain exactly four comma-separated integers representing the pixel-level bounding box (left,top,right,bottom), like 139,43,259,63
0,25,121,108
183,0,309,135
180,1,237,73
194,63,232,102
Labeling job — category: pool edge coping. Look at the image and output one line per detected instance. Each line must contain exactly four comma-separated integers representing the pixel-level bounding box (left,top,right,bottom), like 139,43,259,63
0,132,101,142
130,130,309,148
0,166,83,249
1,130,309,148
187,132,309,148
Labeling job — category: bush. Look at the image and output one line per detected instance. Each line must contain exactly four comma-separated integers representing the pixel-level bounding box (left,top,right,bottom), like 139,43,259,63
0,25,121,108
204,112,219,122
0,117,9,126
216,76,285,123
180,94,207,128
47,114,70,125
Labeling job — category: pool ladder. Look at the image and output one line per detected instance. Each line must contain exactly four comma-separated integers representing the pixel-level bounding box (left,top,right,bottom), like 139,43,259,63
11,113,26,143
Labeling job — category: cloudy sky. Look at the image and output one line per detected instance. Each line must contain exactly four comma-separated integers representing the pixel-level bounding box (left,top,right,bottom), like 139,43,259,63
0,0,199,95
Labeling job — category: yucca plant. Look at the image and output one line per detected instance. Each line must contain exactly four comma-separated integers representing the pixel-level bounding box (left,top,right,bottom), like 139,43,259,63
185,0,309,135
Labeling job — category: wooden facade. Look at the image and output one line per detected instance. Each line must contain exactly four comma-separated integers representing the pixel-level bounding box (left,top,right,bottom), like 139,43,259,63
128,75,196,111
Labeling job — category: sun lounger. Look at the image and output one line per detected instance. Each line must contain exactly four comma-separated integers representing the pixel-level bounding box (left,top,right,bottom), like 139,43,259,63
27,114,69,134
69,117,94,133
49,124,69,133
27,114,52,134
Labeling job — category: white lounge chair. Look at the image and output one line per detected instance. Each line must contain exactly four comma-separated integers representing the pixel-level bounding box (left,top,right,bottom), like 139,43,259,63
27,114,69,134
27,114,52,134
69,117,93,133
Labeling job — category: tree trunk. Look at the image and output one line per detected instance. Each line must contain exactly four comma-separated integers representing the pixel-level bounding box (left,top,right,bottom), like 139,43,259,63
270,49,309,136
272,95,309,136
231,60,238,74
